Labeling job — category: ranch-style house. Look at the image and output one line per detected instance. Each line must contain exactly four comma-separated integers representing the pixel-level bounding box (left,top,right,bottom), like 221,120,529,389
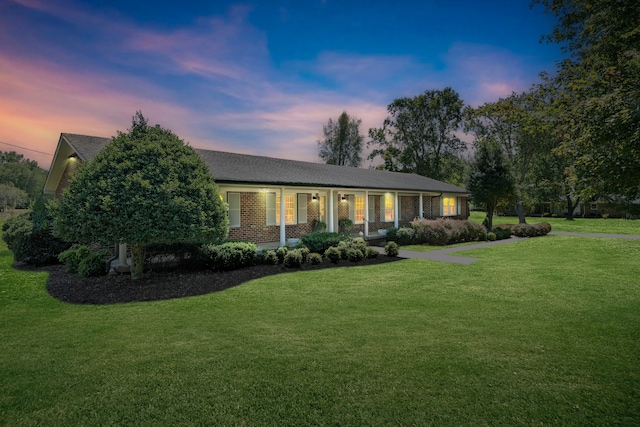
45,133,470,248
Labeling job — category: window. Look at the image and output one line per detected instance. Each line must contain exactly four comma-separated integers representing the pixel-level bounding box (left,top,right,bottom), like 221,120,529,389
354,196,365,223
591,203,598,211
276,194,295,224
442,197,457,216
227,193,240,228
382,194,394,222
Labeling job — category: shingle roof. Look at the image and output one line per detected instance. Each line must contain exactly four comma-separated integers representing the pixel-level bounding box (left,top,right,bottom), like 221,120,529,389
61,133,468,194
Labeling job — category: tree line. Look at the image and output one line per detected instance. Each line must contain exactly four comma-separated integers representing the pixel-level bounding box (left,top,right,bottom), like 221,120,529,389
318,0,639,223
0,151,47,212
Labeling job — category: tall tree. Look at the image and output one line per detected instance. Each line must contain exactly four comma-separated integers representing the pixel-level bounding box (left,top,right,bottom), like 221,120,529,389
54,112,229,279
317,111,363,167
0,183,28,211
368,87,465,181
0,151,46,203
466,140,515,230
464,91,547,223
532,0,640,201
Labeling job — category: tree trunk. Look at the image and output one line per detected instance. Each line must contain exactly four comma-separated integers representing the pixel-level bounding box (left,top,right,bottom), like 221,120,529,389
130,243,145,280
565,195,581,221
515,203,526,224
484,208,493,231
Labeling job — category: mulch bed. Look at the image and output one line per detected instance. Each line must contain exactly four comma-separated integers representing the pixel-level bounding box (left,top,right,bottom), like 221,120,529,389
30,256,403,305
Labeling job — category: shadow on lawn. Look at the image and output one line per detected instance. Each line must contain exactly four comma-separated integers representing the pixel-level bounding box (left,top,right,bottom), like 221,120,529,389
34,256,403,305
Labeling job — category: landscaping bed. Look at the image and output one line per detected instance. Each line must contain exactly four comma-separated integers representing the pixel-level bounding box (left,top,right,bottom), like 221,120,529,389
36,256,402,305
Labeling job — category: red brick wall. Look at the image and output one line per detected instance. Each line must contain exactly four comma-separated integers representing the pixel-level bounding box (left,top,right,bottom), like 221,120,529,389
227,192,315,243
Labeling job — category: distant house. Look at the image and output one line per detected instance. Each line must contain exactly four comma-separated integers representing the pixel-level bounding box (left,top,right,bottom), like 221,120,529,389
45,133,470,246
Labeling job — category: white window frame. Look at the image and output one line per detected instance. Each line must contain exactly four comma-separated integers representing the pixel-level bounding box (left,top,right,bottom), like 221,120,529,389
380,194,395,222
227,192,241,228
441,196,457,216
267,192,307,225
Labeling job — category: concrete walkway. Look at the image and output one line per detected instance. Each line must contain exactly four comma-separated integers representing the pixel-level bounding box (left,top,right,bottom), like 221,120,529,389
383,231,640,265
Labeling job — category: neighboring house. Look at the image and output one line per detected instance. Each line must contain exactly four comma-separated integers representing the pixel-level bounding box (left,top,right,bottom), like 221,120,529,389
45,133,470,247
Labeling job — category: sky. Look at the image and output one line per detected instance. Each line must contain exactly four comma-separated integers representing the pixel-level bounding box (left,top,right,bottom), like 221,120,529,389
0,0,563,171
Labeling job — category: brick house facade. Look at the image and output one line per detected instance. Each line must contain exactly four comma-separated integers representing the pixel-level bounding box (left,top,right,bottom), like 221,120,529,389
45,133,470,246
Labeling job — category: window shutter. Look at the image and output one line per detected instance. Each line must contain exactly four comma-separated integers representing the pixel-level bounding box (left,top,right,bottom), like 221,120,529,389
348,194,355,222
457,197,461,215
266,193,276,225
228,193,241,228
368,195,375,223
398,196,402,222
380,195,385,222
297,194,307,224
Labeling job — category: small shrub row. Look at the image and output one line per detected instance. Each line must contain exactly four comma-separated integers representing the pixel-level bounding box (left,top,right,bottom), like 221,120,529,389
199,241,257,271
267,237,382,267
58,245,109,277
512,222,552,237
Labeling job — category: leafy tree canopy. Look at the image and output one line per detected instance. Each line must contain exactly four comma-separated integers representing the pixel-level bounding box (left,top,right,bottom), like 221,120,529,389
53,112,229,278
0,151,46,203
464,90,549,223
318,111,363,167
368,87,465,182
466,140,515,230
532,0,640,200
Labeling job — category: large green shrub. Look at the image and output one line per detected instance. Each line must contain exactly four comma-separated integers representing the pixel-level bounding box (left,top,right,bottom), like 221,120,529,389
53,112,228,279
2,208,68,266
301,232,350,254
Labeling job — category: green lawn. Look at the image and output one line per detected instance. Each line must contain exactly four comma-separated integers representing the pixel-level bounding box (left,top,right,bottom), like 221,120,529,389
1,233,640,425
470,211,640,234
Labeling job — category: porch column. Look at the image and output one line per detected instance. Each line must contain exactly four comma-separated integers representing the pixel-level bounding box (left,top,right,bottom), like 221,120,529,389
279,187,286,246
394,191,399,228
328,189,334,232
419,193,424,219
364,190,369,238
118,243,128,266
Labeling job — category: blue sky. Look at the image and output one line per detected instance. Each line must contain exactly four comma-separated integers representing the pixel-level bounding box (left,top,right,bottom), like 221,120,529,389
0,0,562,169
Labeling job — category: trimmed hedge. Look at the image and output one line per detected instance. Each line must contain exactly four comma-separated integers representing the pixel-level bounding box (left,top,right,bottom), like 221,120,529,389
410,218,487,246
301,232,350,254
512,222,552,237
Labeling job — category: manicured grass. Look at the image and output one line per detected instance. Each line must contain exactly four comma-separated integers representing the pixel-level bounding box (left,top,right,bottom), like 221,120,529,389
1,235,640,425
470,211,640,234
